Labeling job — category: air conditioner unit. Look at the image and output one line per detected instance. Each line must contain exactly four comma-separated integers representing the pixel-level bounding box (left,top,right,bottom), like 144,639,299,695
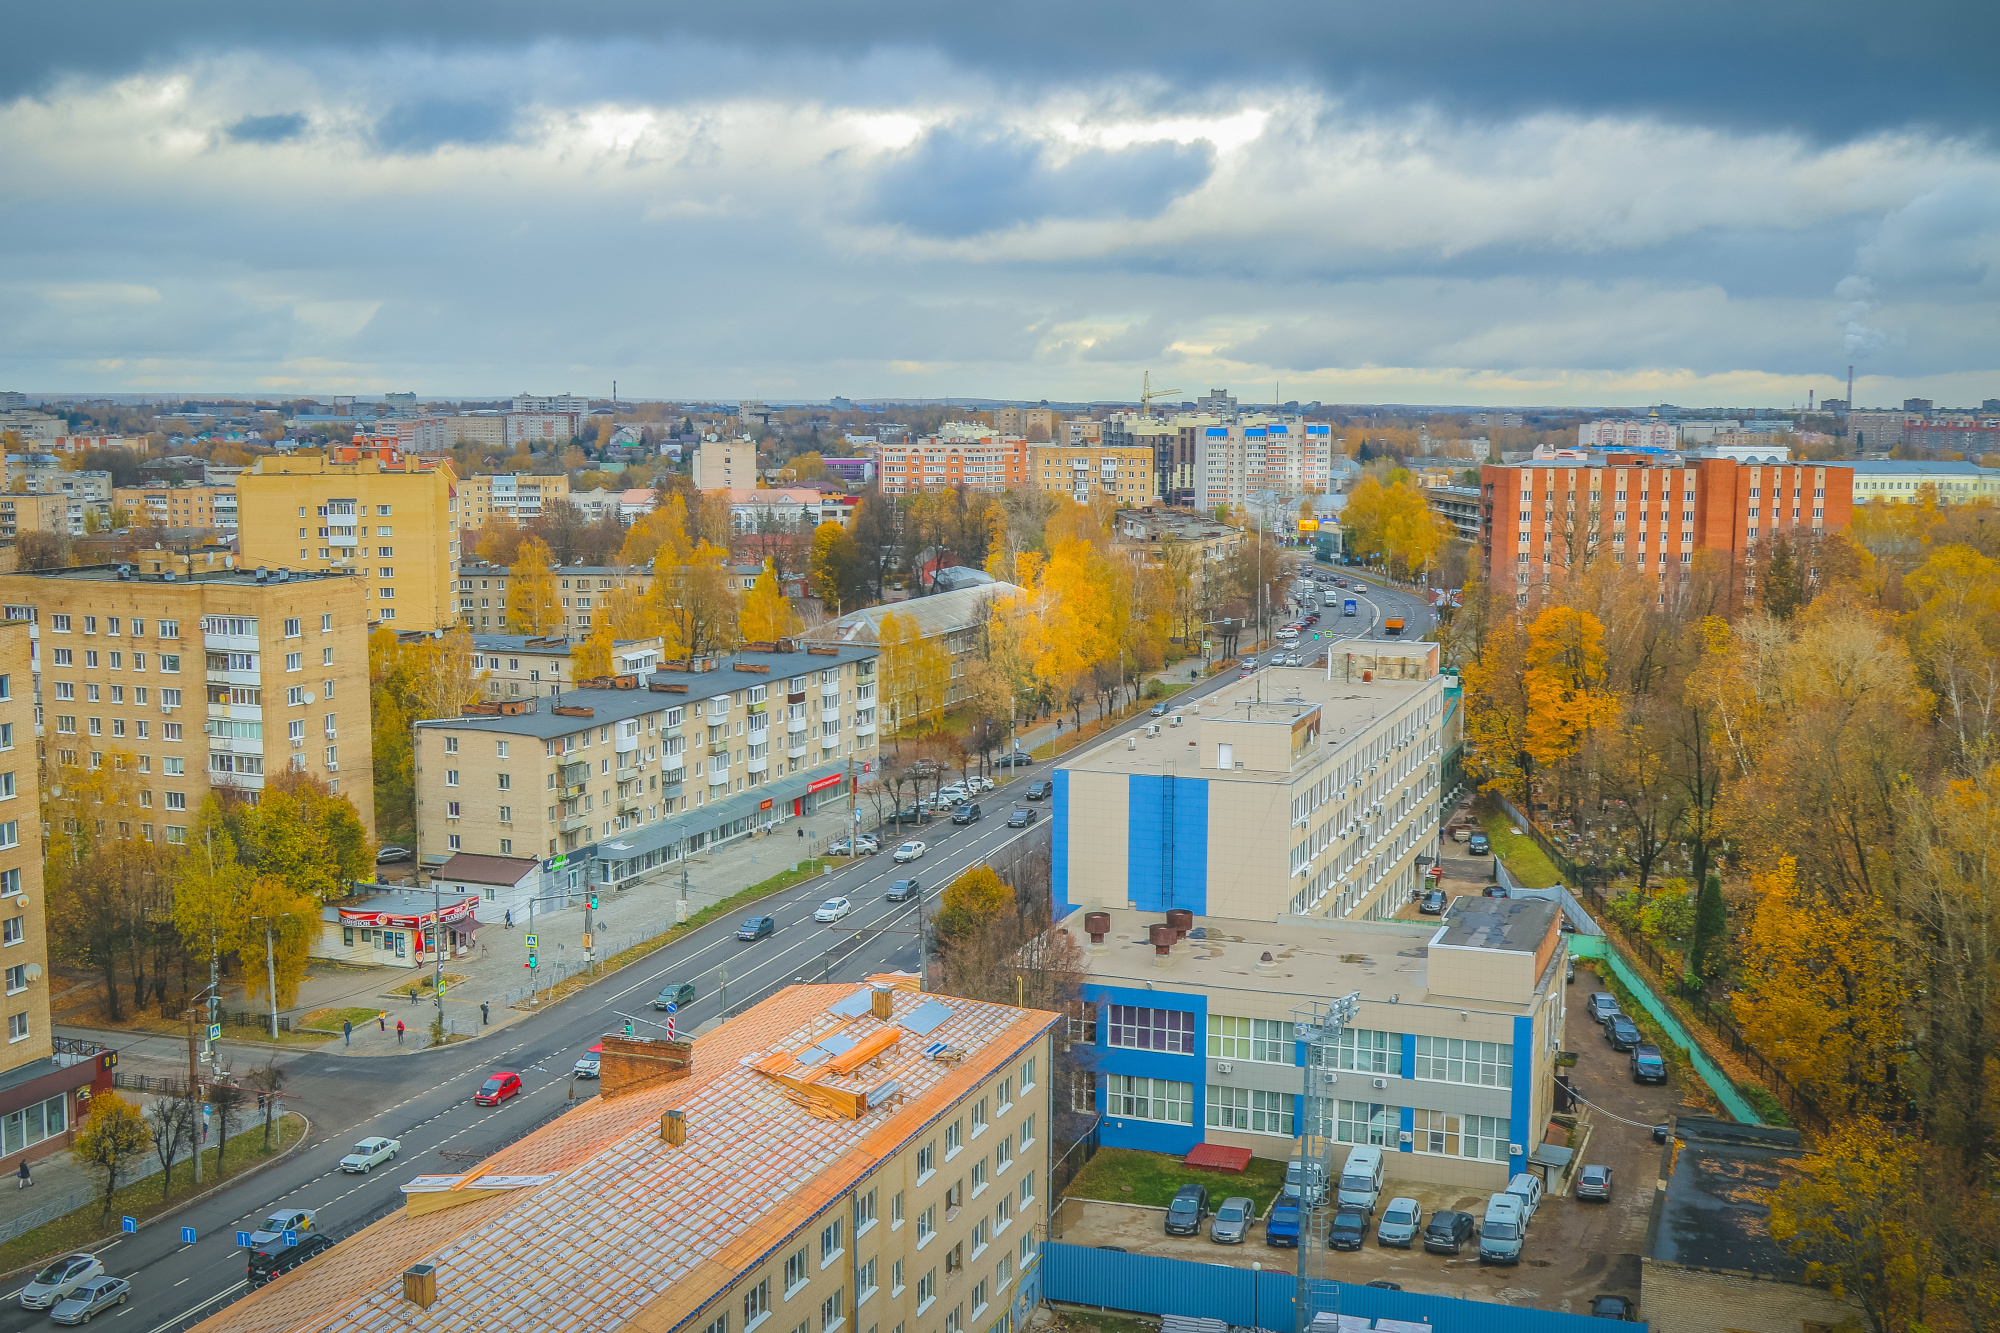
1217,1062,1233,1075
1372,1077,1388,1090
1323,1071,1337,1085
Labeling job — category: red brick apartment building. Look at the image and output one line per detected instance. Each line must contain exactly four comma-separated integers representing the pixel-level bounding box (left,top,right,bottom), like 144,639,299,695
1479,455,1855,600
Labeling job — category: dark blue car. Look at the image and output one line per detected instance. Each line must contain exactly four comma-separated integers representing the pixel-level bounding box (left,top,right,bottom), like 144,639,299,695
1606,1015,1643,1051
1630,1044,1667,1083
736,916,775,941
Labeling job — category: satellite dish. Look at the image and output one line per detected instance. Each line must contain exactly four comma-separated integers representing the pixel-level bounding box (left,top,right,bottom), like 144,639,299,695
303,691,316,704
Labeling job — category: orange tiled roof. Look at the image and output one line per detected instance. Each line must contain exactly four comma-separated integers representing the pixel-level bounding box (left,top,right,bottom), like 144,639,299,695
193,984,1056,1333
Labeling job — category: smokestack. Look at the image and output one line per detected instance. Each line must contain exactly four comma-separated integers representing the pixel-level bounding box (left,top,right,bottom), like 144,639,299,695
870,985,893,1021
661,1108,688,1145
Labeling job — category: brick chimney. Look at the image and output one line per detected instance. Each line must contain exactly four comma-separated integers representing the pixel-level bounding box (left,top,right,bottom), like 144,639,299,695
599,1033,693,1100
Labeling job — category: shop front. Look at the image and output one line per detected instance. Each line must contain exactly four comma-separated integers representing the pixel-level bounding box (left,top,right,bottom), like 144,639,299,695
315,888,481,970
0,1043,116,1167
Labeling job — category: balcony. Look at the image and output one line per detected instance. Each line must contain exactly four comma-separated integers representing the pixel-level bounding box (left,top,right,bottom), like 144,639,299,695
707,767,729,786
820,706,841,724
746,755,768,774
788,740,808,759
821,682,841,699
559,814,592,833
787,716,808,734
854,722,876,739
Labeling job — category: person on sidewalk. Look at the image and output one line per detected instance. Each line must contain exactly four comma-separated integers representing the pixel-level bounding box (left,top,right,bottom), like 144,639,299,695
480,1001,490,1026
378,1011,386,1032
396,1019,405,1045
16,1159,29,1189
342,1019,352,1047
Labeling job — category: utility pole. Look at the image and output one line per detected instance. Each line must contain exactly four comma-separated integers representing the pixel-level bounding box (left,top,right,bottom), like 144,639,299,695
264,924,278,1040
184,1002,201,1184
433,875,444,1027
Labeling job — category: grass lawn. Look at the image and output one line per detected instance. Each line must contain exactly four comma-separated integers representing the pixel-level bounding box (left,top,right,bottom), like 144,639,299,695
535,859,829,1007
0,1113,306,1273
1474,805,1564,889
298,1005,388,1034
1064,1146,1291,1216
379,972,469,1002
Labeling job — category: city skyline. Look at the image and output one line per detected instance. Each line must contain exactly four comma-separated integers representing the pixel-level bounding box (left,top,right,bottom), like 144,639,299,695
2,2,1995,405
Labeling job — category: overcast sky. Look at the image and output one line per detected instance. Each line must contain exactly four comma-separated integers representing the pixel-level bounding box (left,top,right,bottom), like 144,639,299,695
2,2,1995,407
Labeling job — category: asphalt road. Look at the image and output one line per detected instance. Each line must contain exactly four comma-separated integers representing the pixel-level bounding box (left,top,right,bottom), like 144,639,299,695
1292,567,1439,646
17,622,1300,1333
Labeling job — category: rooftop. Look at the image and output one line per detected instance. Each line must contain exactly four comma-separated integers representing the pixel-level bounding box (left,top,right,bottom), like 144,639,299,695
1847,459,2000,476
0,563,353,587
193,982,1057,1333
1436,895,1559,952
414,644,878,739
808,581,1026,644
469,633,658,657
1647,1117,1811,1281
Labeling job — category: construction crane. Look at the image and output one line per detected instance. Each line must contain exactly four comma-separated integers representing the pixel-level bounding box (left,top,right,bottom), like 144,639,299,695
1139,371,1180,416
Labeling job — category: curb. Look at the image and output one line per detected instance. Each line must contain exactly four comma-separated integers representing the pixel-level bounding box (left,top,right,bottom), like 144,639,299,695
0,1110,315,1284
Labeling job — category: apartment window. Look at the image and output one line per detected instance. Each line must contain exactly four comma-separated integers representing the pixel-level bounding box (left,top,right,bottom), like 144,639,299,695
819,1289,843,1333
1413,1036,1511,1088
1107,1005,1194,1053
1206,1085,1295,1136
446,770,460,786
52,651,70,668
284,618,301,637
703,1315,728,1333
945,1120,962,1156
820,1217,843,1266
1413,1109,1510,1162
891,1192,904,1228
972,1097,988,1136
1207,1015,1294,1064
163,756,184,774
890,1259,904,1296
497,740,510,758
1019,1173,1034,1208
161,689,181,707
784,1247,809,1296
856,1188,877,1233
4,966,25,995
744,1279,772,1331
916,1204,936,1246
286,686,304,706
971,1160,987,1195
970,1279,987,1315
994,1134,1012,1172
0,918,19,946
6,1013,25,1042
1019,1114,1034,1147
1020,1057,1035,1089
857,1258,877,1305
285,652,302,672
446,801,461,819
1103,1075,1193,1124
320,614,332,632
447,833,461,850
51,615,70,632
164,792,185,811
1328,1099,1398,1146
915,1271,935,1314
498,806,512,823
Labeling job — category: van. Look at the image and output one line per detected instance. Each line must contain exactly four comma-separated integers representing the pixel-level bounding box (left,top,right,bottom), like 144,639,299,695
1336,1144,1384,1214
1479,1194,1525,1264
1284,1134,1330,1207
1504,1173,1544,1223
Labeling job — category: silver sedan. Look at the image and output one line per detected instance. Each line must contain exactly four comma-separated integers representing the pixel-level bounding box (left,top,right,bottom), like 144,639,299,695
50,1276,130,1325
1208,1195,1255,1244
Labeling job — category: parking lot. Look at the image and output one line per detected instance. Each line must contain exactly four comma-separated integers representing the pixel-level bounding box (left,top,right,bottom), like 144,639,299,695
1056,960,1695,1319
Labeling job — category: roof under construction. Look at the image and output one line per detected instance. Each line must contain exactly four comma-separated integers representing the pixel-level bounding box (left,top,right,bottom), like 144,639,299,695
194,980,1057,1333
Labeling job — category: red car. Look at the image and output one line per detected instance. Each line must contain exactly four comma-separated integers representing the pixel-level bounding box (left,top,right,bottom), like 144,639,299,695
473,1071,522,1106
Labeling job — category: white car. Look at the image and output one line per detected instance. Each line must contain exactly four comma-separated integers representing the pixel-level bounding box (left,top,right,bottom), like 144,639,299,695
573,1054,601,1079
19,1254,103,1310
339,1136,401,1173
970,776,996,793
814,897,853,922
893,841,927,863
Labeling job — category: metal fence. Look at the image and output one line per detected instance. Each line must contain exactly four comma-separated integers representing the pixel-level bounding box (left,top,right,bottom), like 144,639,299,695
499,910,684,1009
1040,1242,1639,1332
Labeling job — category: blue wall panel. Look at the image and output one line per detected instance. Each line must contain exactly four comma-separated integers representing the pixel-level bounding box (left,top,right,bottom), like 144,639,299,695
1511,1014,1533,1161
1125,775,1208,914
1053,769,1072,918
1083,982,1207,1157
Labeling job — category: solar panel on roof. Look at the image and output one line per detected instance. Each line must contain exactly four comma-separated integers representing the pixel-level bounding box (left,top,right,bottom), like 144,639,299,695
828,988,875,1017
900,999,955,1036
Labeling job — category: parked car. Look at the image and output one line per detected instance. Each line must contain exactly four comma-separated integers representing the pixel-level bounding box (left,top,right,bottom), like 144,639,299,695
814,898,853,923
1209,1196,1254,1244
653,981,696,1009
737,915,776,941
1327,1208,1368,1251
829,834,880,856
994,752,1033,768
248,1208,316,1248
1468,832,1491,854
1007,807,1037,828
1588,1295,1637,1321
1567,955,1577,984
1605,1015,1643,1051
1375,1198,1423,1248
474,1071,522,1106
1450,825,1471,843
886,879,922,903
1422,1210,1475,1255
1364,1281,1403,1291
247,1231,336,1287
950,803,983,825
1164,1183,1211,1236
1631,1044,1668,1083
1150,702,1169,717
1575,1164,1615,1202
375,845,412,863
1026,781,1052,801
48,1277,130,1325
1585,992,1621,1024
1264,1199,1301,1248
339,1136,401,1173
1478,1194,1526,1265
1418,888,1447,915
970,776,995,793
19,1255,104,1310
893,841,927,863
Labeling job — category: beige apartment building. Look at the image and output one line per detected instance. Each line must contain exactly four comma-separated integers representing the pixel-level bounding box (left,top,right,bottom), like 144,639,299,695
0,493,67,543
234,453,461,631
192,982,1058,1333
0,566,373,834
1029,444,1157,506
455,472,572,528
468,632,667,698
455,562,654,637
696,437,759,491
410,643,879,883
112,483,232,531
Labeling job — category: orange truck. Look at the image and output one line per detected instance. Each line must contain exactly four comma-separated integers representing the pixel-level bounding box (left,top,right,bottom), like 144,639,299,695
1384,617,1405,636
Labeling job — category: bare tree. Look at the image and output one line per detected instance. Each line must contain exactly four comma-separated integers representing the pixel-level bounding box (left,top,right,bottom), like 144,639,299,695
145,1094,194,1201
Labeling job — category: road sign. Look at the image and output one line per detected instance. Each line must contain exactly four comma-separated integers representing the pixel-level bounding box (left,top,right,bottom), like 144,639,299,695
121,1216,136,1233
283,1229,299,1246
235,1231,252,1248
208,1024,221,1041
524,933,538,947
180,1226,197,1244
581,933,593,949
664,1001,677,1015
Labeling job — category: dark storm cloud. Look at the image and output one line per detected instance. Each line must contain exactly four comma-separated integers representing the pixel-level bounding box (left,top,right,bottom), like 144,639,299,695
372,99,519,154
224,112,307,143
5,1,1995,142
871,128,1213,238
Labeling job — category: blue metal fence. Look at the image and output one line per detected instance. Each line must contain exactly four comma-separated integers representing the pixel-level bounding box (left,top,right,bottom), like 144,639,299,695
1039,1242,1643,1333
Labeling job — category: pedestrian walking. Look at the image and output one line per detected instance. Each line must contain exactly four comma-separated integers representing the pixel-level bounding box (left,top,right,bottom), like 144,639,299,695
797,826,805,839
505,909,513,929
378,1011,386,1032
480,1001,490,1026
16,1159,29,1189
409,987,418,1006
342,1019,352,1047
396,1020,405,1045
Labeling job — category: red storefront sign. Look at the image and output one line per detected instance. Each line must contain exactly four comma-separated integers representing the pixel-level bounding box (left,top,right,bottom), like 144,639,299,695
807,772,844,795
337,897,479,930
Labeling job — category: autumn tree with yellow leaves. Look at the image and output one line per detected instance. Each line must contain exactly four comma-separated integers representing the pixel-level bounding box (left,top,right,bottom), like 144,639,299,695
739,560,804,642
503,536,564,635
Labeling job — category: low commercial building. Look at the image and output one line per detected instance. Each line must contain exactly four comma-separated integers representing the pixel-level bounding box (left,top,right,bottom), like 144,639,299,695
1062,895,1565,1191
191,982,1057,1333
410,643,879,893
1641,1118,1863,1333
728,487,853,533
1055,642,1446,925
1847,458,2000,505
0,565,374,832
312,885,481,970
469,633,667,697
425,852,542,925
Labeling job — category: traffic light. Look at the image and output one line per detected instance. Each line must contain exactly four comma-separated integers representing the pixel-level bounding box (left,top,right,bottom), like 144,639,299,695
588,892,598,911
526,950,538,970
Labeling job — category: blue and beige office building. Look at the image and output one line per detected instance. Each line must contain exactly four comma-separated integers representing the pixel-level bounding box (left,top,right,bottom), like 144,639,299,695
1053,642,1563,1189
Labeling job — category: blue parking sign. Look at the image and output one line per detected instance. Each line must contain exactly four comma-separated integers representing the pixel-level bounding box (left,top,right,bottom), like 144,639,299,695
283,1229,298,1246
181,1226,197,1244
121,1216,136,1233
